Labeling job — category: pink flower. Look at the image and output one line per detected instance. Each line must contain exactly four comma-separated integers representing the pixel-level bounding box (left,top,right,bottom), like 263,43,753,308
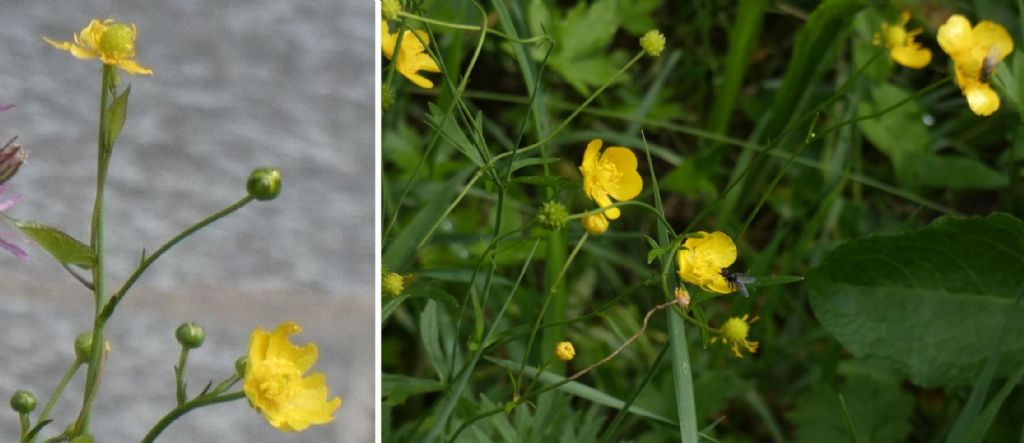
0,185,27,260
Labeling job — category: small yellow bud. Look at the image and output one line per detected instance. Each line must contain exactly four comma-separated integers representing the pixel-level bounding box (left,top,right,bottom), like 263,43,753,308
382,270,405,297
554,341,575,361
581,213,609,235
382,0,402,21
247,167,282,201
640,29,666,57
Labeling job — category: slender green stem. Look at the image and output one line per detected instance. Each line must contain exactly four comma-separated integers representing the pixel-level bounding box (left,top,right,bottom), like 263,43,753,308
101,195,254,319
19,413,29,442
398,11,551,44
514,233,588,398
73,64,115,437
36,361,83,428
175,347,189,406
139,391,245,443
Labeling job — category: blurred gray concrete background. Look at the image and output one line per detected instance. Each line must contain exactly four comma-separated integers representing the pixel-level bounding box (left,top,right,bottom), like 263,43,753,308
0,0,374,442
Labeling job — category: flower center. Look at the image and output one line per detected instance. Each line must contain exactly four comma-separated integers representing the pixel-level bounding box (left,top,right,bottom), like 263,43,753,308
249,358,302,408
883,25,906,48
722,317,750,342
99,23,135,59
595,161,621,189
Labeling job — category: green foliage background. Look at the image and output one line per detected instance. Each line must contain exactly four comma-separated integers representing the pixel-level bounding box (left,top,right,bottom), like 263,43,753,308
382,0,1024,441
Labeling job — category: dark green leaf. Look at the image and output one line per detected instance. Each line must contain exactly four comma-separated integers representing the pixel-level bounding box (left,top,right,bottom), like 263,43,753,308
106,85,131,148
807,213,1024,386
382,373,444,406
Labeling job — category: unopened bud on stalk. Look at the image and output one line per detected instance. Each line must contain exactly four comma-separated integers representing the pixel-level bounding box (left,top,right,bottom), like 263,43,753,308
247,167,281,201
9,390,36,414
0,138,27,185
536,201,569,231
74,332,112,364
235,356,248,376
175,322,206,349
640,29,666,57
382,0,402,21
381,84,395,111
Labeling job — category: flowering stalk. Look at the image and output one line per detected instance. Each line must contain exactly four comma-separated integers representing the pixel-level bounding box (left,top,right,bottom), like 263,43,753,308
73,63,117,437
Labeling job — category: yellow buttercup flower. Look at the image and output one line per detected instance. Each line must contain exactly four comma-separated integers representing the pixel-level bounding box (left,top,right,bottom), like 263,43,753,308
244,322,342,432
43,18,153,75
579,139,643,220
676,231,737,294
581,212,609,235
381,21,441,89
713,315,759,358
938,15,1014,116
873,11,932,69
554,341,575,361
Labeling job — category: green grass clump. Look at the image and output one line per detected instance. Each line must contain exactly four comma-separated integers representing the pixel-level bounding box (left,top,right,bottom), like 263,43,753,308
382,1,1024,441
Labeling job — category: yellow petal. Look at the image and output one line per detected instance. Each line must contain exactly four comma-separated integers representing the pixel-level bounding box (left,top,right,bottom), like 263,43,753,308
248,327,271,364
381,21,397,59
114,59,153,75
582,213,609,235
593,193,620,219
398,68,434,88
965,83,1000,116
891,46,932,69
938,14,974,56
601,146,638,172
676,250,701,284
581,139,602,173
601,147,643,201
973,20,1013,61
703,274,734,294
685,231,737,269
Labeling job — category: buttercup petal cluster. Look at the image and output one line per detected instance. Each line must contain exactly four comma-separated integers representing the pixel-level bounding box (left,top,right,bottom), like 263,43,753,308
578,139,642,234
381,21,442,89
44,18,153,75
713,315,759,358
938,15,1013,116
244,322,342,432
874,11,932,69
676,231,737,294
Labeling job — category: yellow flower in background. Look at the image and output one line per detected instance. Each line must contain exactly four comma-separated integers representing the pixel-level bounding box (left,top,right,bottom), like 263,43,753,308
244,322,342,432
938,14,1014,116
43,18,153,75
676,231,737,294
581,212,609,235
381,21,441,89
713,315,759,358
554,341,575,361
873,11,932,69
579,139,642,220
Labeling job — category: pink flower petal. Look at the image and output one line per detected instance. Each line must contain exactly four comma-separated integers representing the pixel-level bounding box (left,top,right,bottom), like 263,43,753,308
0,236,27,260
0,104,14,112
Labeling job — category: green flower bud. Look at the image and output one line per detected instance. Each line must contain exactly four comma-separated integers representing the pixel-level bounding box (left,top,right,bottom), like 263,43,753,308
235,356,249,376
640,29,666,57
9,390,36,414
247,167,282,201
99,23,136,60
175,322,206,349
382,0,402,21
381,83,395,111
537,201,569,231
74,332,94,363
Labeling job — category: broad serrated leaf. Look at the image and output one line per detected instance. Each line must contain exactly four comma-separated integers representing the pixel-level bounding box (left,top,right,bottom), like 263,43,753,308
807,213,1024,386
15,221,96,268
898,152,1007,190
856,83,929,162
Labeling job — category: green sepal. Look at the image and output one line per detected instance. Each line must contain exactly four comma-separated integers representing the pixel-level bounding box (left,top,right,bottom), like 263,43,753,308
15,221,96,268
